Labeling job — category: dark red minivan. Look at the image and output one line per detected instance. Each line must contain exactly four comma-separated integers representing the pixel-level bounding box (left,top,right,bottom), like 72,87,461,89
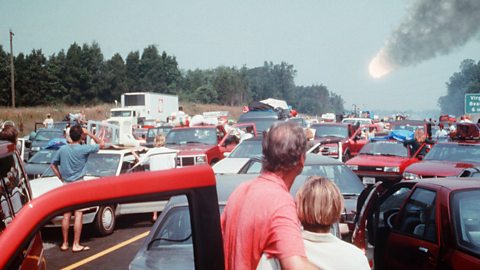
352,178,480,269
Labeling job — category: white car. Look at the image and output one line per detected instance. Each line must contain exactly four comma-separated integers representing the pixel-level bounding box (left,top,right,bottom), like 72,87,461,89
212,137,263,174
341,117,373,126
29,147,167,235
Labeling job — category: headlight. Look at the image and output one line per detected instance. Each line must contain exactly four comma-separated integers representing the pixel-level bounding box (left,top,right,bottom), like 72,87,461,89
195,156,207,164
384,166,400,173
31,147,40,151
403,172,419,180
347,164,358,171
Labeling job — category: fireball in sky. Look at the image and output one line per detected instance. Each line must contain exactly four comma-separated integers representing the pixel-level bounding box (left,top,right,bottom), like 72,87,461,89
369,48,395,79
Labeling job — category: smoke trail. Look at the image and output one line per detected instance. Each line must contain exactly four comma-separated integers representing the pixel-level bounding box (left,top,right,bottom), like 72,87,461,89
371,0,480,77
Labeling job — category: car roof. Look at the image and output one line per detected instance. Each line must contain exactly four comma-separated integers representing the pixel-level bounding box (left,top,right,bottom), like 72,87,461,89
414,178,480,191
166,173,252,207
311,122,349,127
305,153,344,166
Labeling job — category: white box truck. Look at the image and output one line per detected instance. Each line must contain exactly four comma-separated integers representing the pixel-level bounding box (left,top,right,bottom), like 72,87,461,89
121,92,178,122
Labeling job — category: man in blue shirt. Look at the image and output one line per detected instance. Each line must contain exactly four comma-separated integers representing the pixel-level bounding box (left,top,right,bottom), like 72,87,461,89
51,125,105,252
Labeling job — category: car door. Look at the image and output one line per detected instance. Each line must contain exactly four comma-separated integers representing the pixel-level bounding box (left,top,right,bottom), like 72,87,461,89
352,181,416,269
349,126,369,156
383,187,440,270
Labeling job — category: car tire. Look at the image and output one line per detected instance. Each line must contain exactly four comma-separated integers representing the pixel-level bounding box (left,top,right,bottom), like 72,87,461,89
94,205,116,236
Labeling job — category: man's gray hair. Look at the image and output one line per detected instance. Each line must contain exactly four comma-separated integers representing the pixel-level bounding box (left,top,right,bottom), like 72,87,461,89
262,121,306,173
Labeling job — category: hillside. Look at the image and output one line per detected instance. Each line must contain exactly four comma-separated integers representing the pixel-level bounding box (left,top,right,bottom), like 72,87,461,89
0,102,244,137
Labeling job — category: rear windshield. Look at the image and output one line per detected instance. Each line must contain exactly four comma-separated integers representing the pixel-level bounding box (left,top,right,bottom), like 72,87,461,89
425,143,480,163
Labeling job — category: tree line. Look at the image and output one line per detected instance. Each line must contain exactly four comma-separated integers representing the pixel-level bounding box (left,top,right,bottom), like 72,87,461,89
0,42,345,115
438,59,480,116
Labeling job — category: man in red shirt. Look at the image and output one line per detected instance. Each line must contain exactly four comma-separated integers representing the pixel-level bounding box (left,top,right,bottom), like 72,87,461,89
221,121,319,270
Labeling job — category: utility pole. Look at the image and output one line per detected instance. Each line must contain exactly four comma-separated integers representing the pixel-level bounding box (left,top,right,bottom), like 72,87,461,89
10,30,15,108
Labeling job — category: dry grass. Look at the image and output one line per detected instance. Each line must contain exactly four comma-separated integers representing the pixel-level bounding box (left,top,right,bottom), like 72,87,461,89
0,103,242,136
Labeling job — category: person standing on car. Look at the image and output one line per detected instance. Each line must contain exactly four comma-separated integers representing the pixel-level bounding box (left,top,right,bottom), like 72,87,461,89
257,176,370,270
221,121,319,270
141,134,178,221
43,113,54,128
51,125,105,253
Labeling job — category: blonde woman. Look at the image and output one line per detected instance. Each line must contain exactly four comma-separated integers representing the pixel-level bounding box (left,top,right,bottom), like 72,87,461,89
258,176,370,270
403,129,434,156
142,134,178,221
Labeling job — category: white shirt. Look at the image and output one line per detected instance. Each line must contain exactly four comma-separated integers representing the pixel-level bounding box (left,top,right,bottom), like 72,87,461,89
142,147,178,171
43,118,54,128
257,230,370,270
434,129,448,140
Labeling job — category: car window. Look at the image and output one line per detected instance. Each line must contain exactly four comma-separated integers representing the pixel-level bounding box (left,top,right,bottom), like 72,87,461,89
311,124,349,138
28,150,56,164
85,153,121,177
372,186,412,231
395,188,437,242
0,153,30,229
424,143,480,163
360,141,408,157
228,140,262,158
452,189,480,257
243,160,262,174
300,164,364,195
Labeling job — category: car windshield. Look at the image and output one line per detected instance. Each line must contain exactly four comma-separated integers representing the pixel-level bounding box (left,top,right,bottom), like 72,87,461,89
34,130,64,141
149,203,225,248
147,127,172,140
237,118,278,133
228,140,262,158
452,189,480,257
84,153,121,177
359,141,408,157
424,143,480,163
27,150,56,164
311,124,348,138
166,128,217,145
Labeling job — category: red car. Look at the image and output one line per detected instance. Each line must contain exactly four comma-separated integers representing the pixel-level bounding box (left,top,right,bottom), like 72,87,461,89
309,123,378,161
346,139,430,185
352,178,480,269
0,140,45,270
165,124,239,166
403,123,480,180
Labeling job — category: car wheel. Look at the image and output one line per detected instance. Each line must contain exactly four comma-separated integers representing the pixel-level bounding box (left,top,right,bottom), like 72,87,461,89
342,151,351,162
94,205,116,236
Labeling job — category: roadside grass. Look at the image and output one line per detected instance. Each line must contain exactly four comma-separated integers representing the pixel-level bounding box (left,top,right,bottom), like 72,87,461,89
0,102,242,137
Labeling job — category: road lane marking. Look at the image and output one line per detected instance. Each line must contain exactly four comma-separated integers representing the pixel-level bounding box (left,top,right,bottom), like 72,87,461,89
61,231,150,270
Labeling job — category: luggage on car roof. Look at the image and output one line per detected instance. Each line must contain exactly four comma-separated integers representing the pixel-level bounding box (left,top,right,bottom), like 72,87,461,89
248,101,274,111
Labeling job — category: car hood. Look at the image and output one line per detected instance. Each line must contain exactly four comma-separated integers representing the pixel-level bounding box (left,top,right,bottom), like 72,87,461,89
130,245,193,270
31,140,49,148
405,160,476,177
166,144,215,154
29,176,63,198
213,158,251,174
313,137,344,144
346,155,408,167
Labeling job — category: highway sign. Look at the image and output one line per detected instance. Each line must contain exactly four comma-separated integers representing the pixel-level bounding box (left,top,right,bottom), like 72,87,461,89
465,94,480,114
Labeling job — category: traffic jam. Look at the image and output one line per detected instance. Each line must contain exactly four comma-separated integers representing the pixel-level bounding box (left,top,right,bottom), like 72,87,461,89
1,93,479,269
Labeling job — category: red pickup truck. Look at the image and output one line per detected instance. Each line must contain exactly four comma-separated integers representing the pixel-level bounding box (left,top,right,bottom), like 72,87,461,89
165,124,238,166
309,123,377,161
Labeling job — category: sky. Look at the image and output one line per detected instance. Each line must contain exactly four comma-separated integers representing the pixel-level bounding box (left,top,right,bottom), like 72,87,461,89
0,0,479,112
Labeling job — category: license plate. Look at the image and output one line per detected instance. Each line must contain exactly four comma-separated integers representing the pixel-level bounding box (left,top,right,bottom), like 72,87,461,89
363,177,376,184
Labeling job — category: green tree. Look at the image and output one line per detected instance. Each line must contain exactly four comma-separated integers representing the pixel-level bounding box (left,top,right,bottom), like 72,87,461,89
438,59,480,115
0,45,11,106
